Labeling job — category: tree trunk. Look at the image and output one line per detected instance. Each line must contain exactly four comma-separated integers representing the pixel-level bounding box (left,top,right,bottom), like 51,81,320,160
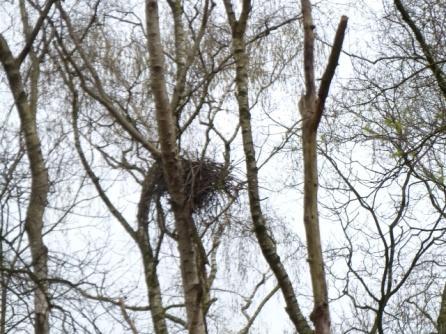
146,1,207,333
300,98,330,334
0,239,7,334
136,172,169,334
223,1,313,333
0,37,50,334
299,1,347,333
438,283,446,334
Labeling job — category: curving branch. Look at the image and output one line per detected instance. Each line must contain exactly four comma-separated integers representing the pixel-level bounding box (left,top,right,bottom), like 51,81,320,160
393,0,446,98
223,0,314,333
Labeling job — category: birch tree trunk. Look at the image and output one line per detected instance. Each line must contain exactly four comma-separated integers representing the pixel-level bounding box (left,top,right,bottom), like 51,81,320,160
136,172,169,334
299,1,347,333
0,31,50,334
146,1,207,333
438,284,446,334
223,1,313,333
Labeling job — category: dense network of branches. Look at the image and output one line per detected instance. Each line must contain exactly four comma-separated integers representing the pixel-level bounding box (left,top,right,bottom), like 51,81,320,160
0,1,445,334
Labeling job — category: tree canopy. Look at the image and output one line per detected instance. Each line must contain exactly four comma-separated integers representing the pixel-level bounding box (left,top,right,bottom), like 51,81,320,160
0,1,445,333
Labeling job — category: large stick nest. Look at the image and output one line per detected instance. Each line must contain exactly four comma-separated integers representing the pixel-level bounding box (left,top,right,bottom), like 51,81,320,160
151,157,238,212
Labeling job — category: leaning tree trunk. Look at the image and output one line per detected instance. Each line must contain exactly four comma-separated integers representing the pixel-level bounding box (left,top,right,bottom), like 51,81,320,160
223,1,313,333
135,172,169,334
299,1,347,333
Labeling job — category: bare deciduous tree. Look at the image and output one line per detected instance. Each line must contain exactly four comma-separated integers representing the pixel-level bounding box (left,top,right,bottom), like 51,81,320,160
0,1,56,332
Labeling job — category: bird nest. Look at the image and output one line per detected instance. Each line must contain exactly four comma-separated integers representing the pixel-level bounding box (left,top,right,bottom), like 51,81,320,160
151,157,238,212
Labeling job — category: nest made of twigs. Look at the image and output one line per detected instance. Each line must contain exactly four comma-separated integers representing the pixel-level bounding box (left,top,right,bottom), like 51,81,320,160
151,157,238,212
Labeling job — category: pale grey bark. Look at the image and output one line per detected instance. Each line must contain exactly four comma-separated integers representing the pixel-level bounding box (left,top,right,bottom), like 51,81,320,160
56,5,171,331
0,240,6,334
0,3,56,332
299,1,347,333
223,1,313,333
56,1,212,332
438,284,446,334
135,172,169,334
0,30,50,334
146,1,208,333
